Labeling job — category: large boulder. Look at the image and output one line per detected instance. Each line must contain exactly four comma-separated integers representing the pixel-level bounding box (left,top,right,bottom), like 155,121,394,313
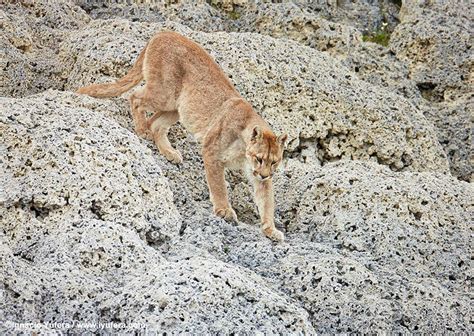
391,2,472,100
0,0,90,97
0,230,314,334
1,91,181,241
97,256,314,334
421,95,473,181
269,160,472,333
165,160,473,333
390,1,473,181
276,160,472,292
60,19,449,174
0,90,314,334
233,2,362,56
293,0,401,33
75,0,228,32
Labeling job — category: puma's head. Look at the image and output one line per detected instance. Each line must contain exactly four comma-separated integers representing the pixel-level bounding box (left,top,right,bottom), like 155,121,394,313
246,126,287,181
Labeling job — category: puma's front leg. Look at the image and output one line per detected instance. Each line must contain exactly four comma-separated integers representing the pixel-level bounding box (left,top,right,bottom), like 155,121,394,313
254,179,284,241
203,153,237,222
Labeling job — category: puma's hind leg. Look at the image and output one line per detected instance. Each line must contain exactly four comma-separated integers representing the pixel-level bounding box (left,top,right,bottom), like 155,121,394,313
129,88,153,139
148,111,182,164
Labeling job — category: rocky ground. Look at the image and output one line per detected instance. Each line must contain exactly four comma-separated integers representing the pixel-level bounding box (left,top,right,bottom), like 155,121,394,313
1,0,472,334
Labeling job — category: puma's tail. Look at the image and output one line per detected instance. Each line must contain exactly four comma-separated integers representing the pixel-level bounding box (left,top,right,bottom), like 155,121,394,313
76,43,147,98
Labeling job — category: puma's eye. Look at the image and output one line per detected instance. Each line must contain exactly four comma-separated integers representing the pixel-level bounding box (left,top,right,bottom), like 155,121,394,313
256,157,263,164
272,161,277,166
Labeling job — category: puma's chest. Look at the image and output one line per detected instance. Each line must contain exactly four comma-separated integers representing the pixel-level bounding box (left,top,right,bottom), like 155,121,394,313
220,139,246,170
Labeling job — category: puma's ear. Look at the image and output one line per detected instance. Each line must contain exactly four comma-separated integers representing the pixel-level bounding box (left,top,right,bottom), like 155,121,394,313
251,126,262,142
278,133,288,146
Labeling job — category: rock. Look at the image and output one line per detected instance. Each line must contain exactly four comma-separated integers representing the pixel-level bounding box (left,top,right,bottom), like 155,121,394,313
266,241,471,333
166,159,472,333
391,1,472,101
277,160,472,290
0,228,314,334
0,0,90,97
0,90,181,241
59,20,193,92
223,2,422,106
421,95,473,181
61,19,449,173
233,2,362,56
99,256,314,334
0,37,65,98
210,0,249,12
33,0,417,123
75,0,228,33
0,90,313,334
0,218,166,331
269,160,472,333
194,32,447,173
75,0,164,23
293,0,401,33
340,42,420,100
74,0,400,37
390,1,473,181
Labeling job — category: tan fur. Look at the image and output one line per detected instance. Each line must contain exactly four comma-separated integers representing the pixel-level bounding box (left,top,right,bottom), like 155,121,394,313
76,32,287,241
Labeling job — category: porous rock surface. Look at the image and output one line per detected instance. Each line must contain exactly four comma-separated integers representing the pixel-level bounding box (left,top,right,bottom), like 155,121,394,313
1,0,472,334
61,19,449,173
388,1,473,181
0,0,90,97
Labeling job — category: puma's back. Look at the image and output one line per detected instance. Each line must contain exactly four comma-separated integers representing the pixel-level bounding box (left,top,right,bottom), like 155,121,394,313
78,31,242,137
146,32,235,93
142,32,240,135
77,32,236,104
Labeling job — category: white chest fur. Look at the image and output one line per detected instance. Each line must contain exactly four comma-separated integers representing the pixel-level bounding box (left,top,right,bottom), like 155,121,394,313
221,138,247,170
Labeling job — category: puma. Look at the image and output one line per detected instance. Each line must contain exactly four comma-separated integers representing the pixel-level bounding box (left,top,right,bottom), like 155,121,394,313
77,31,287,241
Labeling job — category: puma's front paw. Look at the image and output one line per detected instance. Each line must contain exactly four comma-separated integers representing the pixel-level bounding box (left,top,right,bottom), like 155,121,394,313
262,223,284,242
214,207,238,223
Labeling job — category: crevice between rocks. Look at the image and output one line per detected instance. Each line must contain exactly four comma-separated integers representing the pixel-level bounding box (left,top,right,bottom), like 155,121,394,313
285,132,408,172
